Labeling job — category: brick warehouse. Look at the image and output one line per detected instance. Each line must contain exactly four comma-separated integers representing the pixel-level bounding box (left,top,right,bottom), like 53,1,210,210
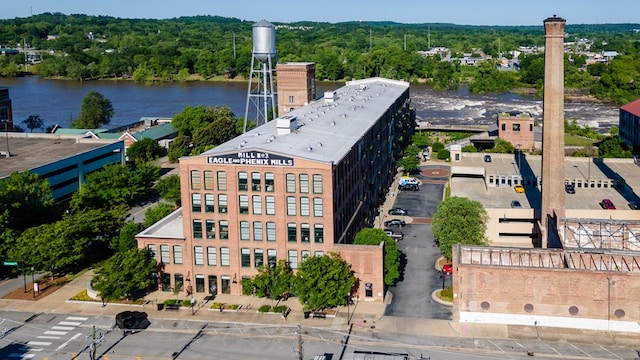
137,77,415,303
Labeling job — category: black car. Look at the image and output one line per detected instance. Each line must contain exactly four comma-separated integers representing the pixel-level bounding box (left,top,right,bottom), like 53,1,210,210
398,183,419,191
388,207,408,216
565,183,576,194
115,311,151,335
484,154,492,162
384,219,406,227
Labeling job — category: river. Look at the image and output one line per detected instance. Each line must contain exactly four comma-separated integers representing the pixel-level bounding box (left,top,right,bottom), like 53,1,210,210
0,77,620,133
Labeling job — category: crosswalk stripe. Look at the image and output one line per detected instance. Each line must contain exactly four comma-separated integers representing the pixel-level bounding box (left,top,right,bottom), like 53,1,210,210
8,354,36,358
37,336,60,339
28,341,52,346
58,321,81,326
44,331,67,336
30,349,43,352
52,326,74,331
65,316,88,321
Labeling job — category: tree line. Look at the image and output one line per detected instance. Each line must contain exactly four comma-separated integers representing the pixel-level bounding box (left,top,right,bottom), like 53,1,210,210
0,13,639,103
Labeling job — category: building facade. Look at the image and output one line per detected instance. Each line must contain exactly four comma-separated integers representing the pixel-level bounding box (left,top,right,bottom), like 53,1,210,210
137,78,415,303
497,111,535,151
619,98,640,154
0,87,13,134
276,62,316,116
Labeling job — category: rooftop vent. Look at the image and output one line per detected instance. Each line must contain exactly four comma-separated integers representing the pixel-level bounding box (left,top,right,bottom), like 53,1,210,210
324,91,338,102
306,145,313,151
277,116,298,135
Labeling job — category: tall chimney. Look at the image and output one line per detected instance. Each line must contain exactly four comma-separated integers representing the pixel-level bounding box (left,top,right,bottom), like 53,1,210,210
540,15,566,248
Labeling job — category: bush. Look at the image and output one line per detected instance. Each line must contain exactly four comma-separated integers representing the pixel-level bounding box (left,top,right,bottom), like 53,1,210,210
437,149,450,160
227,303,240,310
438,286,453,302
258,304,272,313
70,289,94,301
181,299,193,307
432,141,444,152
272,305,288,314
211,302,225,309
163,299,180,306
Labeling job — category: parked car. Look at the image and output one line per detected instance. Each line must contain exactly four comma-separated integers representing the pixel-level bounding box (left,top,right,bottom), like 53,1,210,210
398,176,420,186
398,183,419,191
384,229,404,241
600,199,616,210
514,184,525,193
115,311,151,335
510,200,523,208
384,219,406,227
442,264,453,275
565,183,576,194
388,207,408,216
484,154,492,162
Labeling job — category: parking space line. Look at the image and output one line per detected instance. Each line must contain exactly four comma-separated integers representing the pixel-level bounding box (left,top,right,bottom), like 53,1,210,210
544,343,562,355
600,345,624,360
570,344,592,358
486,339,504,352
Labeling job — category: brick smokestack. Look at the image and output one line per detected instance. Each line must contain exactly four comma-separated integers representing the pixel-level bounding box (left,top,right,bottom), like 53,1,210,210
540,15,566,248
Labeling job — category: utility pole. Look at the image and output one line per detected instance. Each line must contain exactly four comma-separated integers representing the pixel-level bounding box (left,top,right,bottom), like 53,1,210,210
296,324,303,360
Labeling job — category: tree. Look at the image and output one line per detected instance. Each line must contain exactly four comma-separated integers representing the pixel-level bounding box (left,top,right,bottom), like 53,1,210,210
293,253,356,311
154,174,181,206
71,91,114,129
92,248,157,301
126,137,163,164
598,135,632,158
22,115,44,132
432,196,488,260
242,260,294,300
111,221,143,253
354,228,401,286
0,171,57,231
143,202,175,228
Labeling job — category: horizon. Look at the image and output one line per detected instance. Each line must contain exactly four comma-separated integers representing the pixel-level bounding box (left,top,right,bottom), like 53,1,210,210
3,0,640,26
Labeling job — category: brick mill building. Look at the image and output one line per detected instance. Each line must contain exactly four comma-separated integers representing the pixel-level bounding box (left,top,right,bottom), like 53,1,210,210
137,77,415,303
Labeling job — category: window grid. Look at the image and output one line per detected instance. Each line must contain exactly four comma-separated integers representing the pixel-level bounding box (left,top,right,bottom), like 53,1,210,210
238,172,248,191
287,196,297,216
313,198,323,217
253,221,263,241
191,193,201,212
218,194,228,213
300,197,310,216
194,246,204,265
173,245,183,264
313,174,323,194
288,250,298,269
220,247,230,266
147,244,157,259
314,224,324,243
266,222,276,241
267,249,277,268
286,173,296,193
299,174,309,193
206,220,215,239
251,172,261,191
266,196,276,215
160,245,170,264
219,220,229,240
241,248,251,267
190,170,201,190
205,193,214,213
204,170,214,190
301,223,310,242
265,173,275,192
254,249,264,267
287,223,297,242
193,219,202,239
240,221,250,240
252,195,262,214
217,171,227,191
239,195,249,214
207,246,217,266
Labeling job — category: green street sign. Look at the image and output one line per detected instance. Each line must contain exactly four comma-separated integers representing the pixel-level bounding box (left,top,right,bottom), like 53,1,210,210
3,261,19,266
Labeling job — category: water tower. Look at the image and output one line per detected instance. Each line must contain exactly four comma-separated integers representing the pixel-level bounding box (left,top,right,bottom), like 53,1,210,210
243,20,277,132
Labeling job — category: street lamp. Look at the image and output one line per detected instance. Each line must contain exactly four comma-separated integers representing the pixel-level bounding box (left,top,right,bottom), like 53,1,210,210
31,267,35,298
346,293,351,325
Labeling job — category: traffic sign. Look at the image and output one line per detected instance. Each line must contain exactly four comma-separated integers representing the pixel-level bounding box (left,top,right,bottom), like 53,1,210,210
2,261,18,266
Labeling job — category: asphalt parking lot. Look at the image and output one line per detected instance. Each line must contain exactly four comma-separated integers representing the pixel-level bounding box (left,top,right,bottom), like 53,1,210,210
383,165,452,320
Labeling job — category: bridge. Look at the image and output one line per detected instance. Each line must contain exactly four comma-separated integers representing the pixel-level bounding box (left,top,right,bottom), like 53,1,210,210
415,123,489,133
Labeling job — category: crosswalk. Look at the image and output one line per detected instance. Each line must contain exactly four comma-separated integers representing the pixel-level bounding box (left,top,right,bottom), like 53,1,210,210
8,316,88,359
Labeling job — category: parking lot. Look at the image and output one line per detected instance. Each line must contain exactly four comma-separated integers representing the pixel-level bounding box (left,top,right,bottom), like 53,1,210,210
383,165,452,320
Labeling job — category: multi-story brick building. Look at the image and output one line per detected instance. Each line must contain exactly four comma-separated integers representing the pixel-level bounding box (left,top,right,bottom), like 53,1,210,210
497,111,535,151
276,62,316,116
137,78,415,303
619,98,640,154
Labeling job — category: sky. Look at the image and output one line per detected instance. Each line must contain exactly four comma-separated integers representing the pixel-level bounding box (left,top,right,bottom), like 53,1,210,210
3,0,640,26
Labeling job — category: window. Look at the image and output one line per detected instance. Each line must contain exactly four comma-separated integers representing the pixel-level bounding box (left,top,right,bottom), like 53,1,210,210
287,223,297,242
191,193,201,212
254,249,264,267
252,195,262,214
300,197,310,216
205,194,214,213
220,247,230,266
267,249,277,268
313,198,323,217
301,250,311,262
513,123,521,131
314,224,324,243
218,194,228,213
501,123,506,131
287,196,296,216
253,221,263,241
204,170,214,190
288,95,294,103
193,219,203,239
313,174,323,194
219,220,229,240
529,123,533,131
299,174,309,193
314,251,324,257
266,222,276,241
241,248,251,267
238,172,248,191
288,250,298,269
205,220,215,239
207,247,217,266
239,195,249,214
174,274,184,292
190,170,201,190
173,245,183,264
240,221,250,240
251,172,261,191
194,246,204,265
147,244,157,259
286,173,296,193
160,245,170,264
266,196,275,215
265,173,275,192
301,223,310,242
217,171,227,191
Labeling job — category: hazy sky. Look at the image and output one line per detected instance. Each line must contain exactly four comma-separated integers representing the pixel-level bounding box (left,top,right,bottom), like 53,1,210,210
3,0,640,25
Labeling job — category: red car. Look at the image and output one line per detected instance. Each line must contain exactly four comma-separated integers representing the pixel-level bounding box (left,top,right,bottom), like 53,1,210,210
442,264,453,275
600,199,616,210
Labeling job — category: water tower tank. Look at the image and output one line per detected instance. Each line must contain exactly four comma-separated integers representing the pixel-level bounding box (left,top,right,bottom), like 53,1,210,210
252,20,276,63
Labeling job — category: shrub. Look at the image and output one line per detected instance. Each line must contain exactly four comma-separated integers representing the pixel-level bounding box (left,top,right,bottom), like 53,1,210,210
70,289,94,301
181,299,193,307
439,286,453,302
163,299,179,306
437,149,450,160
211,302,225,309
432,141,444,152
272,305,288,314
258,304,272,313
227,303,240,310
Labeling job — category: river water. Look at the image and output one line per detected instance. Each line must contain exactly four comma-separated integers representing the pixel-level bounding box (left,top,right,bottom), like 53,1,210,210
0,77,619,132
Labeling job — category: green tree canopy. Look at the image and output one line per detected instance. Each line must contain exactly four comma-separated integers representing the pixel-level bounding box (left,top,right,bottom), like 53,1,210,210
126,137,163,164
354,228,401,286
143,202,175,229
71,91,114,129
0,171,57,231
432,196,488,260
153,174,181,206
242,260,294,300
293,253,356,311
22,115,44,132
598,135,632,158
111,221,143,253
92,248,157,301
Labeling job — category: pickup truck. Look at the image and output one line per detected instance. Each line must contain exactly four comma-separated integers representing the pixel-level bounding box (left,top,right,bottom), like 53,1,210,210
384,229,404,241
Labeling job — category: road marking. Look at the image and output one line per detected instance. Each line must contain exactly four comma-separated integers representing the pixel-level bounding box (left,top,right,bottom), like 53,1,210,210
56,333,81,351
58,321,81,326
30,349,43,352
52,326,74,331
570,344,591,357
9,353,35,358
44,331,67,336
600,346,623,360
65,316,88,321
487,339,503,352
27,341,52,346
37,336,60,339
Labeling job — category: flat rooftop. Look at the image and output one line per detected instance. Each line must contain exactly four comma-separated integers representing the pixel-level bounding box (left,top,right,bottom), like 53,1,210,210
451,153,640,210
0,135,113,178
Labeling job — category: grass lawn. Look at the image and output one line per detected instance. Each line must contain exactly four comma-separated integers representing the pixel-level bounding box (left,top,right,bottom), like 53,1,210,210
565,134,597,147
